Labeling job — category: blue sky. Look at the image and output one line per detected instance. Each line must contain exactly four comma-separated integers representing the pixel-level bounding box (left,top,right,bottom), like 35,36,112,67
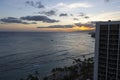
0,0,120,32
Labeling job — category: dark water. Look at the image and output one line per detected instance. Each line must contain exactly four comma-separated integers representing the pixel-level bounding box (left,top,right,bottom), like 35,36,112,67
0,32,95,80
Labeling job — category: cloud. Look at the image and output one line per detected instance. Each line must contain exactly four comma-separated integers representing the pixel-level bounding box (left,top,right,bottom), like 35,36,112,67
37,22,95,28
37,23,95,32
73,18,79,21
21,16,59,23
105,0,110,2
78,12,90,19
39,10,56,16
90,11,120,21
75,22,95,27
0,17,36,24
37,25,73,28
59,13,68,17
70,14,74,16
79,12,85,16
22,22,37,24
55,2,93,9
25,1,44,8
0,17,22,23
84,16,89,19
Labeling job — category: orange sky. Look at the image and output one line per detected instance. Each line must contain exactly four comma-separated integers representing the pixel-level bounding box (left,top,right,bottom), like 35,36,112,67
37,26,95,32
0,23,95,32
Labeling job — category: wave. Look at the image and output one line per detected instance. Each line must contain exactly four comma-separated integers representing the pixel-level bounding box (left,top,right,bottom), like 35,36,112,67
0,49,69,69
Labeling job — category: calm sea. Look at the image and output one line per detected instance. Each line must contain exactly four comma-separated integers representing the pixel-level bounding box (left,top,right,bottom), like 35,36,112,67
0,32,95,80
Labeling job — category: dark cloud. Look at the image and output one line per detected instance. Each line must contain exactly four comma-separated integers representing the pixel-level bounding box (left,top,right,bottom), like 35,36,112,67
39,10,56,16
0,17,36,24
0,17,22,23
37,25,73,28
78,12,90,19
21,16,59,23
59,13,68,17
25,1,44,8
37,22,95,29
73,18,79,21
84,16,89,19
75,22,95,27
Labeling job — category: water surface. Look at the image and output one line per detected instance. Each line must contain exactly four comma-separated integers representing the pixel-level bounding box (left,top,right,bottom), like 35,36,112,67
0,32,95,80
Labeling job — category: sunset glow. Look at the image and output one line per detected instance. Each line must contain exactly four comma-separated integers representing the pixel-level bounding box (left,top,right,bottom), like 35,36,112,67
72,26,95,31
36,26,95,32
0,0,119,32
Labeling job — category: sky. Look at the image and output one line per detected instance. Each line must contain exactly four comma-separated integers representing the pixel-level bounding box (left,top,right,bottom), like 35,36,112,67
0,0,119,32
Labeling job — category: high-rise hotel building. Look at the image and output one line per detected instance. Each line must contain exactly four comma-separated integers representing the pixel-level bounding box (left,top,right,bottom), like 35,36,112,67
94,21,120,80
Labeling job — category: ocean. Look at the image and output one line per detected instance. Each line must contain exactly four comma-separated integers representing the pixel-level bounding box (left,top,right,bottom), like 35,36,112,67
0,32,95,80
